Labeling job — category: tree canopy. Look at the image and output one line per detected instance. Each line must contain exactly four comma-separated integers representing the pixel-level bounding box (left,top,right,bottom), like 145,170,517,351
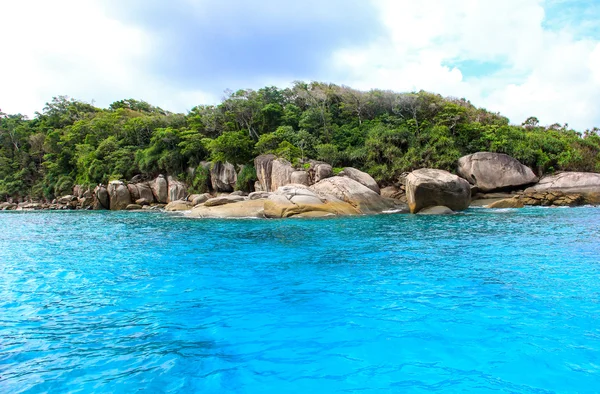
1,82,599,200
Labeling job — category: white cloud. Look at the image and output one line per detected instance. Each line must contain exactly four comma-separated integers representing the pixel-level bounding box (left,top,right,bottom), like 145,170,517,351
332,0,600,130
0,0,215,116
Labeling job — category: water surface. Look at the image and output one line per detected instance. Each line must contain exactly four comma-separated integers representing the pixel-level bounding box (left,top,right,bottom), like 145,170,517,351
1,208,599,392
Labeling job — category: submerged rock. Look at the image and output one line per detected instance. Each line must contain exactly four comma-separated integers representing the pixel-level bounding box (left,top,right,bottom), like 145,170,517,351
457,152,538,192
417,206,455,215
406,169,471,214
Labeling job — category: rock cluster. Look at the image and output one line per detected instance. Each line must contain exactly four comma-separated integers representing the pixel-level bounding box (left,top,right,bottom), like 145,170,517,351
488,191,585,208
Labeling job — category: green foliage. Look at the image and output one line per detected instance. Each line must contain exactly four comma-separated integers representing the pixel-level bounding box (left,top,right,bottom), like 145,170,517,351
236,164,257,192
189,165,211,194
204,131,254,164
0,84,598,200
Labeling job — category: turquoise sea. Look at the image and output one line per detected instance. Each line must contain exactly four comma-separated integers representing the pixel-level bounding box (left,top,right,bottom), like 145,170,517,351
1,208,599,393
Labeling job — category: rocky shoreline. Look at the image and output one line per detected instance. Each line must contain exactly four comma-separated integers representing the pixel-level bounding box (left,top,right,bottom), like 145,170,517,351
1,152,599,217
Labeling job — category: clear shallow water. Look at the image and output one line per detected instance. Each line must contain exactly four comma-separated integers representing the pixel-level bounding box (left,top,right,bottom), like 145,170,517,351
1,208,600,393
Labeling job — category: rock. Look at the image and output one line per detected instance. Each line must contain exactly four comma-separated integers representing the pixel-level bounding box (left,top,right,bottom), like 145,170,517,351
57,195,77,204
127,184,140,201
190,199,266,218
191,193,211,206
79,197,94,209
488,198,525,208
254,154,277,192
271,158,294,191
291,171,310,186
210,162,237,192
0,202,17,210
380,185,404,199
311,176,398,214
338,167,380,194
417,206,455,215
126,204,143,210
136,198,152,206
72,185,85,198
203,195,246,207
406,169,471,214
151,175,169,203
254,181,264,192
525,172,600,203
165,200,194,211
313,163,333,183
264,184,359,218
230,190,248,196
167,176,187,203
248,191,272,200
107,181,132,211
93,185,109,210
457,152,538,192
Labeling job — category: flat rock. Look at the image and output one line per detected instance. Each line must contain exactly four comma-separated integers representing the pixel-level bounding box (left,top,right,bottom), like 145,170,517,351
165,200,194,211
189,199,265,218
203,195,246,207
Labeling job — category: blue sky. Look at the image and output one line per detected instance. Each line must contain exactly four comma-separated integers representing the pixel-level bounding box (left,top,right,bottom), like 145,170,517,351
1,0,599,130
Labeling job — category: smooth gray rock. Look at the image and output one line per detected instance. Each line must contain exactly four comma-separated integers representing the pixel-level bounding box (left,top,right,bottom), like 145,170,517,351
291,171,310,186
254,154,277,192
151,175,168,203
107,181,132,211
210,162,237,192
338,167,380,194
417,205,455,215
406,169,471,214
311,176,398,214
457,152,538,192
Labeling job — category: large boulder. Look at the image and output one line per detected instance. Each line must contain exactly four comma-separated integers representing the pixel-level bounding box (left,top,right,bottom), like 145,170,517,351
406,169,471,214
311,176,399,214
188,193,211,206
338,167,380,194
167,176,187,203
271,159,294,191
291,171,310,186
525,172,600,203
264,184,358,218
210,162,237,192
457,152,538,192
254,154,277,192
93,185,109,210
190,199,266,219
312,162,333,183
107,181,132,211
151,175,169,203
127,182,155,203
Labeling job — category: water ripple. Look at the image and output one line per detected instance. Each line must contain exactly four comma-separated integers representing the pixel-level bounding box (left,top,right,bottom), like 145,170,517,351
1,208,600,392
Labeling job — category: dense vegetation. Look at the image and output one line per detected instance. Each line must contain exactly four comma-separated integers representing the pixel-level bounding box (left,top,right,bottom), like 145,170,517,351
1,82,599,200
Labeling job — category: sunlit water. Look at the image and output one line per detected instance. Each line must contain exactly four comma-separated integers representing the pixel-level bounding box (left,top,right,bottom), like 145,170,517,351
1,208,600,393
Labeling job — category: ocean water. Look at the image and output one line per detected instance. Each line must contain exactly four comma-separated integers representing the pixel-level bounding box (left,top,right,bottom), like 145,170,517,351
1,208,599,393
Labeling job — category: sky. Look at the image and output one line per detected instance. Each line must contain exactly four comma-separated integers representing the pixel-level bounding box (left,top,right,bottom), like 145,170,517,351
1,0,599,130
